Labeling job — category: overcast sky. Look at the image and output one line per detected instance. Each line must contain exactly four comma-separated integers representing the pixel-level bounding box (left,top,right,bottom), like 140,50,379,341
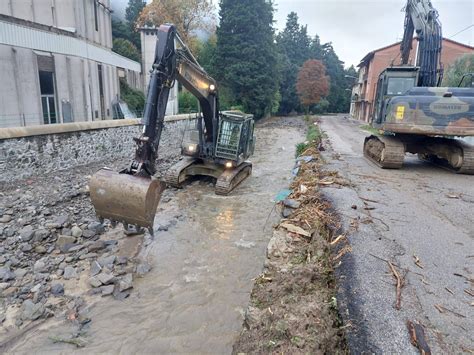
111,0,474,67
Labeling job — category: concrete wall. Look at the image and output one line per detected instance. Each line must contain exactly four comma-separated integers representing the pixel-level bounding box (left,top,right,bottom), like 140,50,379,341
0,117,194,183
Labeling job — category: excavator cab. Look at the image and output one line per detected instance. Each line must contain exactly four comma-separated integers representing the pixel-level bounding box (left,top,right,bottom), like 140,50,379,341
372,67,418,126
215,111,255,165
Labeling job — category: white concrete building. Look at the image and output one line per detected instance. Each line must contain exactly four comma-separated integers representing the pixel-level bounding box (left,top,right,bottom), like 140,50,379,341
140,26,179,116
0,0,143,128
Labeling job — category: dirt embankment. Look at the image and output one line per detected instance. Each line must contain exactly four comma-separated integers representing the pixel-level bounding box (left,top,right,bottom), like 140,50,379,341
233,116,349,353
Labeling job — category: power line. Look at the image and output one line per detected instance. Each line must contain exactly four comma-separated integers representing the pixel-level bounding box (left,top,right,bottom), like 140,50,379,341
449,24,474,38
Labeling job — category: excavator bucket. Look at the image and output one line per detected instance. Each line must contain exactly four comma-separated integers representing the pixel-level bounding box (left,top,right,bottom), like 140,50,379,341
89,168,165,231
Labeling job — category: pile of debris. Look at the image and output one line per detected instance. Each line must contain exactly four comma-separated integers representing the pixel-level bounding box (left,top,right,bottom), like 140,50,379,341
233,118,347,353
0,156,177,335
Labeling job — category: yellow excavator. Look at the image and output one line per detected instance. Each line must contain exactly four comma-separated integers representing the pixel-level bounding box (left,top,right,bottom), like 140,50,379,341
89,24,255,235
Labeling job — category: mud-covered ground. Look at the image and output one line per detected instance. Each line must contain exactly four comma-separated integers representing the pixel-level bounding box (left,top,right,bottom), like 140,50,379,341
0,117,311,353
233,117,348,353
321,115,474,353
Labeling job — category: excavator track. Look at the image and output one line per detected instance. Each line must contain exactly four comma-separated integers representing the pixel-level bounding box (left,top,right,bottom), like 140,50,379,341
363,135,405,169
164,158,198,188
215,162,252,195
417,139,474,175
457,142,474,174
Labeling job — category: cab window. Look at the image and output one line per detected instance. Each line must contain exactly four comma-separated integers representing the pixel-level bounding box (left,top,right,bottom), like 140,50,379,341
387,77,416,95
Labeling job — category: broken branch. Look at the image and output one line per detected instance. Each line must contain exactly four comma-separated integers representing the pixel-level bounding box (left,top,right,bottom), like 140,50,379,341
388,261,404,310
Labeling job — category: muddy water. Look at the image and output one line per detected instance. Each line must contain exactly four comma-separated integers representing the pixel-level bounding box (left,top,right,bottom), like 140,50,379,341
8,120,304,353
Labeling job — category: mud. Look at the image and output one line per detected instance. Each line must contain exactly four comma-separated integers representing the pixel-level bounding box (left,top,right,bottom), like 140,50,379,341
233,117,347,354
4,117,305,353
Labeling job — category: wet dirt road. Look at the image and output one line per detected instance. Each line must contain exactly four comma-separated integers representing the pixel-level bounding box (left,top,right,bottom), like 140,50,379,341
320,115,474,353
7,118,304,353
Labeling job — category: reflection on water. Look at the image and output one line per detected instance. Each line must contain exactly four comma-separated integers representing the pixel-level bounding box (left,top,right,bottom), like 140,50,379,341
5,122,305,354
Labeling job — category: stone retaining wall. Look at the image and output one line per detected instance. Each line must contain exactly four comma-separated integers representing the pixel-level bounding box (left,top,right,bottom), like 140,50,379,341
0,116,194,183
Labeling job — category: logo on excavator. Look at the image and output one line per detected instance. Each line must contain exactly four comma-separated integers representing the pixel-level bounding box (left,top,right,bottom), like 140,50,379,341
395,106,405,120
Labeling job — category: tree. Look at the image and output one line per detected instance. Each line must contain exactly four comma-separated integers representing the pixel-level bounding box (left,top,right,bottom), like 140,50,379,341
443,54,474,87
113,38,141,62
296,60,330,112
125,0,146,49
137,0,215,49
195,35,217,76
215,0,279,119
276,12,312,114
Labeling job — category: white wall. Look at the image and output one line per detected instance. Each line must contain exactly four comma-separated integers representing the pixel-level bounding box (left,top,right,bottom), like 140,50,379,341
140,28,179,116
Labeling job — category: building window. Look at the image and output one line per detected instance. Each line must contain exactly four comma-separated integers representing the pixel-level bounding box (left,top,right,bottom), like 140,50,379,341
39,71,57,124
98,64,105,119
94,1,99,31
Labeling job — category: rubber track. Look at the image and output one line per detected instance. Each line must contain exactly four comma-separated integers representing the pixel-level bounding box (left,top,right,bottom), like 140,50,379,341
215,162,252,195
164,158,197,187
456,141,474,174
364,135,405,169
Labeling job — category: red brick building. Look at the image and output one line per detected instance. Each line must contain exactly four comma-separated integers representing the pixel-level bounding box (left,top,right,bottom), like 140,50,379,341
350,38,474,122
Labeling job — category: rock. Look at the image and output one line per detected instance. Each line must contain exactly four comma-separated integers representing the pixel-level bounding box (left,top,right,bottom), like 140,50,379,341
30,283,42,293
0,267,15,282
87,222,104,234
116,256,128,265
97,255,116,268
90,261,102,277
282,207,294,218
14,268,29,278
88,241,106,252
68,245,85,253
34,245,47,254
19,226,35,242
0,215,12,223
97,272,114,285
21,300,45,321
82,230,96,239
56,235,76,248
71,226,82,238
100,285,115,296
20,243,33,252
136,262,151,277
89,277,102,288
118,274,133,292
33,229,50,242
63,266,77,280
0,282,10,290
245,306,263,329
234,239,256,249
54,215,69,227
283,199,301,209
267,230,293,258
79,253,98,260
51,282,64,296
33,260,48,274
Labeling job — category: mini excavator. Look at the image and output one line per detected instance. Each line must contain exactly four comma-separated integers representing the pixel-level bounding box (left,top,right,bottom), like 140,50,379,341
364,0,474,173
89,24,255,234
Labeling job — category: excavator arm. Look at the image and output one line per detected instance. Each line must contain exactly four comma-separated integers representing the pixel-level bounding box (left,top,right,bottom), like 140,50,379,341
400,0,443,86
89,24,219,233
132,24,218,175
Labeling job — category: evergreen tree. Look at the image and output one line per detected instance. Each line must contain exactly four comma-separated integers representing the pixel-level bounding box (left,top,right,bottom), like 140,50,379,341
276,12,311,114
320,43,348,113
215,0,279,119
125,0,146,49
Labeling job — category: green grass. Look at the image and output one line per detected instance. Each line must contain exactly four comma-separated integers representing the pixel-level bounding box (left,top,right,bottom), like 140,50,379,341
296,124,323,157
360,125,380,136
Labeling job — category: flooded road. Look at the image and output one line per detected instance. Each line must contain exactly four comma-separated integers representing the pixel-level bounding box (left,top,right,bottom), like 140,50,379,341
7,118,304,353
